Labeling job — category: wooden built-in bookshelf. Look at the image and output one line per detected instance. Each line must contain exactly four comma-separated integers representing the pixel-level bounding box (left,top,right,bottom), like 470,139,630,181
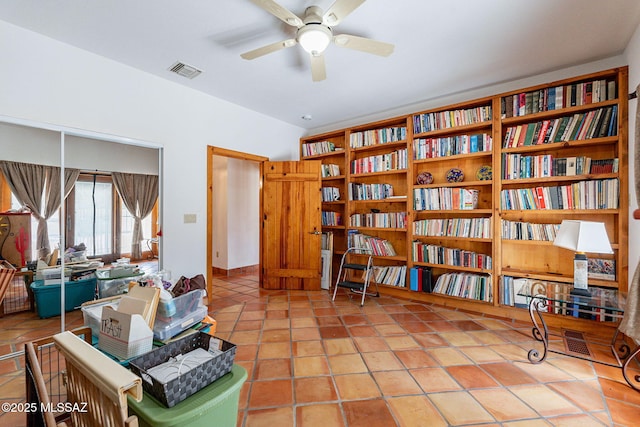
300,66,629,331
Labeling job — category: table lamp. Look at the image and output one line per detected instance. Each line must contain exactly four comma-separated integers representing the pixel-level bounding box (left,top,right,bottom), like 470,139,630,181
553,220,613,296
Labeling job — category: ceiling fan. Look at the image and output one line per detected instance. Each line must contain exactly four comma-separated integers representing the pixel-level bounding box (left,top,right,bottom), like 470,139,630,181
241,0,394,82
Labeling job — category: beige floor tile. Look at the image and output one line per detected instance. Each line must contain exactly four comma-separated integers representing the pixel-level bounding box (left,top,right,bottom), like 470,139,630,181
384,335,421,351
545,414,609,427
292,340,325,357
257,342,291,359
470,388,539,421
468,330,509,344
395,349,437,369
458,346,505,364
353,336,390,353
427,347,473,366
291,327,321,341
429,391,496,425
290,317,317,328
296,403,345,427
293,355,330,377
410,367,462,392
328,353,368,374
372,370,422,396
294,376,338,404
334,373,382,400
510,384,582,417
547,357,598,380
439,331,482,346
324,338,357,355
361,351,404,371
387,395,449,427
245,407,294,427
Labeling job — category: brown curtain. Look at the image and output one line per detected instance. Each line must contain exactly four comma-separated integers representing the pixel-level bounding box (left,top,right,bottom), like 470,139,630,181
112,172,158,260
0,161,79,258
619,83,640,344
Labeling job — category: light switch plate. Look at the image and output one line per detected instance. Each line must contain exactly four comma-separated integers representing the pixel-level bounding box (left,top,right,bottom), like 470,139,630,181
184,213,197,224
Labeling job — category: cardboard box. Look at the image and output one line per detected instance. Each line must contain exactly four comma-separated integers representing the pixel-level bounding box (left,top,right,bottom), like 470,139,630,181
0,213,31,267
98,304,153,360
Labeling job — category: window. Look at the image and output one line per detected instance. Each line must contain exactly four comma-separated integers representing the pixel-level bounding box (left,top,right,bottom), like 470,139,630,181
5,172,156,262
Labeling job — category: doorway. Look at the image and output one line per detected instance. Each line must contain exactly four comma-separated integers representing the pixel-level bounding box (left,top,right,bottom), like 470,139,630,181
206,146,267,300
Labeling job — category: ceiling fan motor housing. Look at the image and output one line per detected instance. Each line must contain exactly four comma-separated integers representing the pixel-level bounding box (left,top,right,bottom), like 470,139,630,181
297,7,333,55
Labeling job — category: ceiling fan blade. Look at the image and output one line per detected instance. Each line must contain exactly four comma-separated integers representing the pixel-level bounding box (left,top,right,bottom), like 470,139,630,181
249,0,303,27
310,54,326,82
333,34,394,56
241,38,297,60
323,0,366,26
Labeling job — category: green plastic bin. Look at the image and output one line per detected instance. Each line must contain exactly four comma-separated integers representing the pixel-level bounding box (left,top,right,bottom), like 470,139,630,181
128,364,247,427
30,277,97,318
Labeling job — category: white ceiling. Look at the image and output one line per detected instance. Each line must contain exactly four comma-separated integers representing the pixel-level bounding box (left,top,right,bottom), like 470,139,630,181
1,0,640,131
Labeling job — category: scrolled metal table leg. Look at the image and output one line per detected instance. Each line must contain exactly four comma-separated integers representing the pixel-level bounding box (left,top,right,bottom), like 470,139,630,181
622,344,640,392
528,295,549,364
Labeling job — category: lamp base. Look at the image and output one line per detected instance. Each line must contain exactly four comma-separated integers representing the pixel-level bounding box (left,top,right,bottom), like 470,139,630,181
569,287,592,297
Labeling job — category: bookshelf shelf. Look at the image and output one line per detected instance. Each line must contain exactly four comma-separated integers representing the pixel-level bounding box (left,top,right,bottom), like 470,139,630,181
413,151,492,164
502,136,618,154
501,173,618,185
350,170,408,178
301,66,628,325
351,140,408,153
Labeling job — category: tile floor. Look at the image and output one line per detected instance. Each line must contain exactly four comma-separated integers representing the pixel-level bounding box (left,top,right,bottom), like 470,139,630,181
0,271,639,426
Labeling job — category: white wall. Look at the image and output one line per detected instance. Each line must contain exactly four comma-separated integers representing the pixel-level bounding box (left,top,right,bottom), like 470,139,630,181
227,158,260,269
211,156,260,271
624,21,640,285
211,156,228,270
0,20,304,277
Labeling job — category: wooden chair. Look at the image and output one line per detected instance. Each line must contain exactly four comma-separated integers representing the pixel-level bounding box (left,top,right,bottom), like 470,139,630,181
52,331,142,427
25,340,68,427
25,327,93,427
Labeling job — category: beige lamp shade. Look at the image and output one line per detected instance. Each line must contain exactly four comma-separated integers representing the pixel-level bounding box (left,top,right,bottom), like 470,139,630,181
553,220,613,253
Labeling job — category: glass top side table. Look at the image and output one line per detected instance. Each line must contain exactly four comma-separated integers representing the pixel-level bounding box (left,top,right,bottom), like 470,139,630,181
518,281,639,392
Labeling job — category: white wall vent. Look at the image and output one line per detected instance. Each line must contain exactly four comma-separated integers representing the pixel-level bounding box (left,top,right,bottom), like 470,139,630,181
168,61,203,79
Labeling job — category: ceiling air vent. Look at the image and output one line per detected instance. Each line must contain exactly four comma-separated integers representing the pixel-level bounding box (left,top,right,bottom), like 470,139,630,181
168,61,203,79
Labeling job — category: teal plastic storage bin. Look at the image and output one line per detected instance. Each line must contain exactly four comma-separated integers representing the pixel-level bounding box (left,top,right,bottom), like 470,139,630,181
128,364,247,427
31,277,97,318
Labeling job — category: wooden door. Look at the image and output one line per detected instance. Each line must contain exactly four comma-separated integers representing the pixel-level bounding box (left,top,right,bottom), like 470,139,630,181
262,161,322,290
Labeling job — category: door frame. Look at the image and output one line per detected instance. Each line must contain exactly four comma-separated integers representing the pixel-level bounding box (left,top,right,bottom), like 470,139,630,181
206,146,268,301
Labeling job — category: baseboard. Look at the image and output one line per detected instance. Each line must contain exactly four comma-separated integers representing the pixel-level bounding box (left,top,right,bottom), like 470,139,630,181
212,264,259,276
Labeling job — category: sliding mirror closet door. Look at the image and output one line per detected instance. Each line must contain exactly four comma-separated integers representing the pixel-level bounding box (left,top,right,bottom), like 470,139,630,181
64,136,161,267
1,116,162,334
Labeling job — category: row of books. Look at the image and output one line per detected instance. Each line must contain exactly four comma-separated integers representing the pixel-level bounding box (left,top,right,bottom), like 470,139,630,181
321,164,341,177
501,219,560,241
348,183,394,201
373,265,407,287
412,242,492,270
301,140,342,157
347,231,397,256
413,106,492,134
349,212,408,229
502,105,618,148
321,211,342,226
413,134,492,159
432,272,493,302
350,148,408,174
413,217,491,239
500,178,619,210
409,267,433,292
321,187,341,202
501,78,617,118
501,154,618,180
350,126,407,148
500,277,621,321
414,188,480,211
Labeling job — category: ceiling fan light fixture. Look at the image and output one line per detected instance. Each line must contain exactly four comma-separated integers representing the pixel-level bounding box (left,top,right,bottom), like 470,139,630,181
297,24,332,55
